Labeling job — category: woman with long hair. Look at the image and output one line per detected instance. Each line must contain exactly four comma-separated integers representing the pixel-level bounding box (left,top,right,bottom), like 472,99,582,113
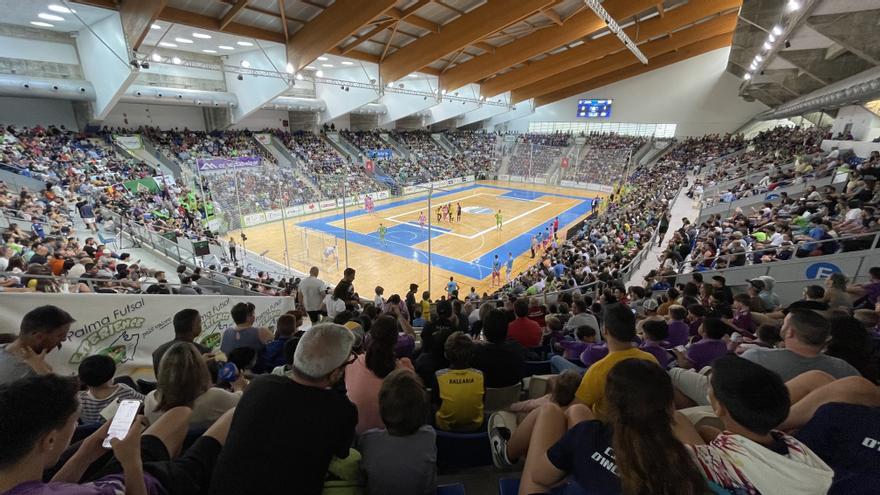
344,315,415,435
143,342,241,428
501,359,710,494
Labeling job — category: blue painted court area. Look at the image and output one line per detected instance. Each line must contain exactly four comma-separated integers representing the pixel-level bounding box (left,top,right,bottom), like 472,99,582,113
367,223,448,246
297,184,593,279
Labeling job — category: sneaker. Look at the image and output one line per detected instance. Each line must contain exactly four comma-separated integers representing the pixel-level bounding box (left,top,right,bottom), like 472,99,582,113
488,412,515,469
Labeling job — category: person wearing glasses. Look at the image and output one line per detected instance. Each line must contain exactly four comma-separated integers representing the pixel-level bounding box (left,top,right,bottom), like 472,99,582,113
210,324,358,495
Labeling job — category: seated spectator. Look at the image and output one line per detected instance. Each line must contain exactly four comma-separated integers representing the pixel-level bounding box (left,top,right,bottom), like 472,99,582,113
731,293,757,338
359,369,436,495
672,317,729,371
346,315,415,434
823,273,852,310
824,314,879,382
639,320,673,368
574,303,658,419
412,309,426,327
219,302,272,355
0,374,235,495
210,324,357,495
507,298,542,348
667,305,691,347
0,305,75,385
563,299,600,337
271,331,305,376
77,354,144,424
688,355,834,494
434,332,484,432
259,312,302,372
741,309,860,381
152,308,212,375
470,308,526,388
145,342,241,428
495,359,707,494
415,300,456,386
550,325,597,374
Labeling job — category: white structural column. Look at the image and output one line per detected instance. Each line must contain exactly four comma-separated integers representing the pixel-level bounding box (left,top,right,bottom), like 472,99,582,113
458,92,514,127
424,83,482,126
315,65,381,124
379,77,439,125
224,45,291,123
75,13,137,120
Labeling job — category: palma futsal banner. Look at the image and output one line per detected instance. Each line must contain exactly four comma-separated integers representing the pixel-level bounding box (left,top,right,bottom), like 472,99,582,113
0,293,294,376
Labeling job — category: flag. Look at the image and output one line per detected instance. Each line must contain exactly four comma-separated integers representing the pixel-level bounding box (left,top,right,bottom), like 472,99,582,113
561,157,569,169
365,160,374,173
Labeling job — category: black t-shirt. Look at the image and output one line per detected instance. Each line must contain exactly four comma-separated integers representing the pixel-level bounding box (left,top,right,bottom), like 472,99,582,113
547,420,621,494
796,403,880,494
209,375,357,495
471,341,526,388
784,299,830,313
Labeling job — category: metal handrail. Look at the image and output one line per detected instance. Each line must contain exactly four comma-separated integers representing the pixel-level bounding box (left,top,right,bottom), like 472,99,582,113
3,271,271,296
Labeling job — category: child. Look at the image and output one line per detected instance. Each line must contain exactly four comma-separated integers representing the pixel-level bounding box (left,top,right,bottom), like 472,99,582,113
434,332,484,431
77,354,144,424
374,286,385,308
639,320,673,369
412,309,426,327
731,293,757,338
420,291,432,323
271,332,305,376
359,370,437,495
735,324,781,355
667,304,691,347
554,325,596,361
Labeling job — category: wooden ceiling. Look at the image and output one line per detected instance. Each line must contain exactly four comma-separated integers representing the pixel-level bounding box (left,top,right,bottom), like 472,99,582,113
70,0,740,106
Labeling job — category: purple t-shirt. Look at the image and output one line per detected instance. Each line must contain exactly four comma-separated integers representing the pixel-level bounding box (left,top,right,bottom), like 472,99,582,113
639,341,672,368
2,474,162,495
688,318,703,337
686,339,728,370
667,320,690,347
558,340,591,361
579,344,609,367
732,310,755,338
864,281,880,305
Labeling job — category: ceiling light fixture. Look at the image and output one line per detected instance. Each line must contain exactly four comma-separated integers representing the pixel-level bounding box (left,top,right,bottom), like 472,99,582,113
296,74,303,80
772,25,784,36
192,33,211,39
317,56,329,61
38,13,65,21
441,89,447,95
218,45,234,50
286,63,294,74
175,37,193,44
755,55,763,62
236,41,253,47
48,4,74,13
582,0,647,64
762,41,772,50
768,33,776,43
322,63,333,68
30,21,54,27
744,73,752,80
240,60,251,68
387,82,394,88
151,24,161,30
151,53,162,62
786,0,801,11
315,70,323,77
159,42,177,48
341,61,354,66
202,49,217,53
172,57,181,65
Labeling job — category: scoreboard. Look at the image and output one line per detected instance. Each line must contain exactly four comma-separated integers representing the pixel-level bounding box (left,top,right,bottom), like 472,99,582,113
576,99,613,118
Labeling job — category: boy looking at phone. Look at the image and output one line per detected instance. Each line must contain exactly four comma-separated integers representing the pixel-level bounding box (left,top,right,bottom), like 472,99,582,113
0,374,234,495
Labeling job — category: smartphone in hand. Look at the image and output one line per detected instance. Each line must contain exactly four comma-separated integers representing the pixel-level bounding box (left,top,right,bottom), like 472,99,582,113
102,399,141,448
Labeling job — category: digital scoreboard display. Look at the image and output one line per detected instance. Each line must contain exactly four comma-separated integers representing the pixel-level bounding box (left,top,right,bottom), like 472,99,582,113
576,99,613,118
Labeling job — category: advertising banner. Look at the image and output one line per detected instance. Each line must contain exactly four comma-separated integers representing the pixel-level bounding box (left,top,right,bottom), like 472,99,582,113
377,190,390,199
242,212,266,227
366,149,392,160
255,134,273,145
123,177,160,194
196,156,262,171
510,175,523,182
285,205,304,217
114,135,144,151
534,177,547,184
304,202,321,214
0,294,294,376
319,200,337,210
265,209,283,222
464,175,475,183
498,174,510,181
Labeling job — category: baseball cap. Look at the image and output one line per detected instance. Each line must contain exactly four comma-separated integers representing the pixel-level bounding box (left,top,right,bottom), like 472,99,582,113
748,279,766,290
642,298,659,311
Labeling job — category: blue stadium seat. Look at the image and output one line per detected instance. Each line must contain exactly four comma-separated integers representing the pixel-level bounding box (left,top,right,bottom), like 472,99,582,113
436,483,466,495
435,429,492,469
525,360,552,376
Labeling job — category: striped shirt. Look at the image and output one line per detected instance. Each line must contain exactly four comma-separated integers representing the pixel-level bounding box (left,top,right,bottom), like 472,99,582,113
78,384,144,424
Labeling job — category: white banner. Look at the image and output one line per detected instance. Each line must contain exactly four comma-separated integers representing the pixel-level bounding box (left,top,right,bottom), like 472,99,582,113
304,202,320,215
255,133,273,145
114,135,143,151
377,190,390,200
319,200,337,210
285,205,304,217
242,212,267,227
464,175,475,183
534,177,547,184
510,175,523,182
402,185,419,195
0,294,295,376
265,209,283,222
498,174,510,181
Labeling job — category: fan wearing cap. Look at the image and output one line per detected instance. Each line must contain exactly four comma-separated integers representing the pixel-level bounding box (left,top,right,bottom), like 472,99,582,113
748,276,780,311
210,324,358,495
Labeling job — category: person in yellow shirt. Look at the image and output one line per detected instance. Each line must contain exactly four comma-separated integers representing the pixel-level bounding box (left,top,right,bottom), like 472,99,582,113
575,303,658,419
434,332,484,431
420,291,432,323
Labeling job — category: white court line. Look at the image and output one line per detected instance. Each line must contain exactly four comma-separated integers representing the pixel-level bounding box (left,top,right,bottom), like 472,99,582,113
385,192,487,220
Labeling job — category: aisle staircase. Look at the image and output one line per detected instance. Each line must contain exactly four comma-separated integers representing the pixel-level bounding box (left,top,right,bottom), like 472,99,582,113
257,134,325,200
432,133,458,155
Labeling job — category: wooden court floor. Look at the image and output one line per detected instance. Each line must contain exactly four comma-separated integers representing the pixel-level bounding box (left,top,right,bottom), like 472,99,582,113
233,181,606,298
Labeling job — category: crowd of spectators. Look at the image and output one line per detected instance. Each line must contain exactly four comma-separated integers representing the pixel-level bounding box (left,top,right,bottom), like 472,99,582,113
563,134,646,185
507,142,567,178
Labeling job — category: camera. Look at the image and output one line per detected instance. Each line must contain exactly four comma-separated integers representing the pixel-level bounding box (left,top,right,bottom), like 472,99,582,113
240,233,248,241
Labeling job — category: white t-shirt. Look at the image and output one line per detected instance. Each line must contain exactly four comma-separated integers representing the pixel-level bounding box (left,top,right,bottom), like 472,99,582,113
845,208,862,222
299,276,326,312
323,294,346,319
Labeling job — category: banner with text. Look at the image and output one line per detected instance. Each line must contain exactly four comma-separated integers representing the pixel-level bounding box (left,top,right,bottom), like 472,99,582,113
0,294,294,376
114,135,144,151
197,156,262,172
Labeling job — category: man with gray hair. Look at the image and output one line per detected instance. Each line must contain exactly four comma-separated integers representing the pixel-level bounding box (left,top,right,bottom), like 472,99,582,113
210,324,358,495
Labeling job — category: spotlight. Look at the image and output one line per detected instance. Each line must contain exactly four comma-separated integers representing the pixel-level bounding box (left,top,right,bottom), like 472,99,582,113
772,25,783,36
129,59,140,68
151,53,162,62
768,33,776,43
762,42,772,50
296,74,303,80
52,85,59,90
441,89,447,95
140,62,150,69
743,73,752,80
786,0,800,11
22,83,30,88
785,40,791,48
387,82,393,88
237,74,244,81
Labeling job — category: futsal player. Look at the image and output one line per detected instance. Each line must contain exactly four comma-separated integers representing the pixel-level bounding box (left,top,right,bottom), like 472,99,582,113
378,223,387,246
505,252,514,283
323,245,338,264
530,235,538,258
495,209,503,231
491,254,501,286
437,206,442,222
456,202,462,222
418,211,427,230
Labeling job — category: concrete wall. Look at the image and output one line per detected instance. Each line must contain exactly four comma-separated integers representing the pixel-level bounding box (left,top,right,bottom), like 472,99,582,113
830,105,880,141
0,97,78,129
506,47,767,137
102,103,207,130
229,109,289,130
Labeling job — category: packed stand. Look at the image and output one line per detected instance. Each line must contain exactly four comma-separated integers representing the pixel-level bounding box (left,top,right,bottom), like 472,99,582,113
564,134,646,185
144,128,276,171
445,130,499,178
507,141,567,178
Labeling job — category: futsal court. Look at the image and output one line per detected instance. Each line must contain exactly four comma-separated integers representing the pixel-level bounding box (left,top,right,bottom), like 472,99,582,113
234,180,606,297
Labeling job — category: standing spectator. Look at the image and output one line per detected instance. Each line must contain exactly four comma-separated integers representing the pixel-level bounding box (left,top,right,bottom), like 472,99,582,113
405,283,419,323
0,305,74,385
210,324,358,495
359,370,437,495
76,197,97,233
77,354,144,424
299,266,327,323
228,236,237,264
446,276,458,299
220,302,272,355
